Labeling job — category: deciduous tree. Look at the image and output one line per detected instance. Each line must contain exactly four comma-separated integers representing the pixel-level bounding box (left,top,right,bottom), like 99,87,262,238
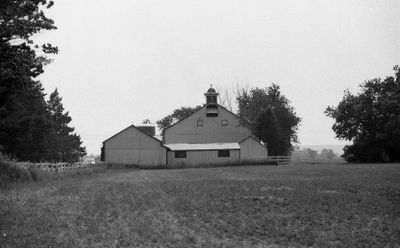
320,149,336,160
237,84,301,155
325,66,400,162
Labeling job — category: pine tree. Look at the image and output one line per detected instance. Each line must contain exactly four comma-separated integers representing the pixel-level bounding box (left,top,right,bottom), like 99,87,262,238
46,89,86,162
0,81,51,161
0,0,58,161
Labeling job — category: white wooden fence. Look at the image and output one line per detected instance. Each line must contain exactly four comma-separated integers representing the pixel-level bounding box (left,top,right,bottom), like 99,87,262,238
267,156,291,165
19,162,96,172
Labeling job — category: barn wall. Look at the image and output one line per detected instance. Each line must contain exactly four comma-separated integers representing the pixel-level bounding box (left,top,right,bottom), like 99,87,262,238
165,105,251,144
167,150,240,167
240,138,268,163
104,126,167,167
105,149,166,167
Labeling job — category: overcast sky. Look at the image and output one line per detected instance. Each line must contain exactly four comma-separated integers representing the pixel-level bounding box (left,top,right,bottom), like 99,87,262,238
36,0,400,155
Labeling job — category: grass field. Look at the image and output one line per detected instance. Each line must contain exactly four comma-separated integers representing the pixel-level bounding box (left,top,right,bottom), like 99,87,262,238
1,164,399,247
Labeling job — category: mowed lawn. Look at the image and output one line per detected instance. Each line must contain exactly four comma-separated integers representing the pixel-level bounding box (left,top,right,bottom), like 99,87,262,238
1,164,399,247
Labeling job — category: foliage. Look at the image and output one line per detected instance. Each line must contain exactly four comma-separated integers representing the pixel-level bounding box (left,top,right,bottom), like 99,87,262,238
320,148,336,160
0,159,37,187
157,105,202,136
0,81,52,161
0,160,106,188
325,66,400,162
237,84,301,155
0,1,85,162
291,148,342,164
304,148,318,160
0,0,58,87
1,164,399,247
45,89,86,162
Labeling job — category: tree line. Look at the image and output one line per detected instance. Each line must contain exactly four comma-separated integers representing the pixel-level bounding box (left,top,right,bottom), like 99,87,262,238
0,0,85,162
158,67,400,163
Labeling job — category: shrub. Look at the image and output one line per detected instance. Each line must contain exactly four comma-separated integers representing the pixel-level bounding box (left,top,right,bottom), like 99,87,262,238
0,160,37,187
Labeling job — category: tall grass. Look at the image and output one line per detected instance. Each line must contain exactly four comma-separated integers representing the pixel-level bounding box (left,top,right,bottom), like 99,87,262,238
1,164,399,247
0,160,37,187
0,157,107,188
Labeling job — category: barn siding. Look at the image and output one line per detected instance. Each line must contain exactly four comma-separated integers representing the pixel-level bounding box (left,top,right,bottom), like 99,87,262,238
165,105,251,144
240,137,268,163
104,126,167,167
167,150,240,167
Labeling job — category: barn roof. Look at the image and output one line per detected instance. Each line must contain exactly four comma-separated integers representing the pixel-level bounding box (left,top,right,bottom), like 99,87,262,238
102,124,166,148
239,135,266,145
164,143,240,151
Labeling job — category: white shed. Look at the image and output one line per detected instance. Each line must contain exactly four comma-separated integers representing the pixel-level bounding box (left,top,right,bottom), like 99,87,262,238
102,125,167,167
239,136,269,164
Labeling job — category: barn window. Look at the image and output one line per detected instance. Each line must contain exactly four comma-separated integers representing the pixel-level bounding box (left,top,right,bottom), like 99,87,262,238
197,119,203,127
221,119,228,126
218,150,230,157
175,151,187,158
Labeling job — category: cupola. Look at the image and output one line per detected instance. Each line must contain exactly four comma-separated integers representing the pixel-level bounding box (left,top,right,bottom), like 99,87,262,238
204,85,218,104
205,85,219,117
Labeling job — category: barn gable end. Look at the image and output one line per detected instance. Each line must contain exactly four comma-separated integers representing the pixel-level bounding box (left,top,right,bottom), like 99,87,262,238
239,136,269,163
164,105,251,144
103,125,167,167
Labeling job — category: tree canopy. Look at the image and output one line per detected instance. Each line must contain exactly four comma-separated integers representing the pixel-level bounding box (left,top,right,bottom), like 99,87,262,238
325,66,400,162
237,84,301,155
0,1,85,162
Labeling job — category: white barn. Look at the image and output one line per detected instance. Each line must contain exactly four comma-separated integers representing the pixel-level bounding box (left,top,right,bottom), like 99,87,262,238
101,87,268,167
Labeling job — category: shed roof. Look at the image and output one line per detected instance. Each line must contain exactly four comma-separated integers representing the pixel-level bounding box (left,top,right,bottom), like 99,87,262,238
102,124,166,148
164,143,240,151
239,135,266,145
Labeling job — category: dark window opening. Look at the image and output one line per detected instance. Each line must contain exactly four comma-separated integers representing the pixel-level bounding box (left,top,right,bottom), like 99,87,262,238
206,104,218,117
175,151,187,158
218,150,230,157
206,95,217,104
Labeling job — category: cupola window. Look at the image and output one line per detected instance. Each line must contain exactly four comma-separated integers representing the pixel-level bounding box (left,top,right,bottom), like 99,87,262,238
204,84,219,105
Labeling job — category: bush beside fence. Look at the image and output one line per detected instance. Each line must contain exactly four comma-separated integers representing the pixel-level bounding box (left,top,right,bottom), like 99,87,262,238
0,160,106,188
